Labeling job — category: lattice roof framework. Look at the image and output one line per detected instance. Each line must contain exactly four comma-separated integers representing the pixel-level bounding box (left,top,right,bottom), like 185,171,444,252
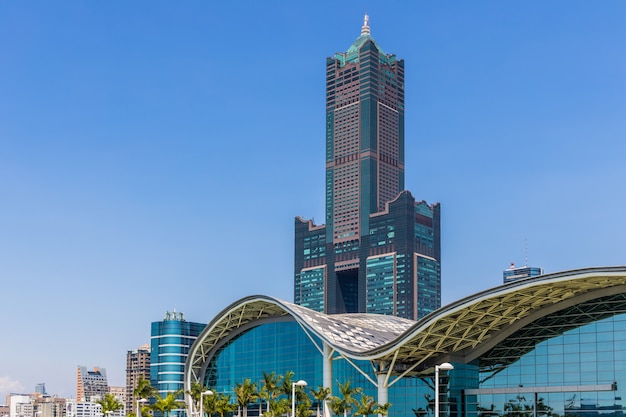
186,266,626,389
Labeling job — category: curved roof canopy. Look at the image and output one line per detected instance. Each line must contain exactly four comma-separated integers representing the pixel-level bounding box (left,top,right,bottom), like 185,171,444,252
187,266,626,386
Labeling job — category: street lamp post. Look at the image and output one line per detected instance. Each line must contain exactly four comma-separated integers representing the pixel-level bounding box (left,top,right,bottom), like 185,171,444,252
200,390,214,417
136,398,148,417
434,363,454,417
291,380,308,417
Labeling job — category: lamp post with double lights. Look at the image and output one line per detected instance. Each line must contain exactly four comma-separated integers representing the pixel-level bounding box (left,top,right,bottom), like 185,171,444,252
136,398,148,417
291,380,307,417
434,363,454,417
200,390,214,417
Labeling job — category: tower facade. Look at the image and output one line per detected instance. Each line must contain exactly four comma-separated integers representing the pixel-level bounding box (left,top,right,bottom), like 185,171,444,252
150,310,205,413
35,383,46,395
125,344,150,414
294,16,441,320
76,366,108,402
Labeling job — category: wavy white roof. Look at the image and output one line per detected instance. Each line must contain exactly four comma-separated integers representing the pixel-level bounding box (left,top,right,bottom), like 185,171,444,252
186,266,626,386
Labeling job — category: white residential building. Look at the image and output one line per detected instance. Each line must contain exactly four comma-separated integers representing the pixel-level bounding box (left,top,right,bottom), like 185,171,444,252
9,395,32,417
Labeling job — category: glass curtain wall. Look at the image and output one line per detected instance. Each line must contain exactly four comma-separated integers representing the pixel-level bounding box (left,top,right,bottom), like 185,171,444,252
467,305,626,417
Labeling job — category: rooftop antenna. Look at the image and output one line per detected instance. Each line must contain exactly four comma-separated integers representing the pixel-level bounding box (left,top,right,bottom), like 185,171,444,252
361,13,370,36
525,238,528,266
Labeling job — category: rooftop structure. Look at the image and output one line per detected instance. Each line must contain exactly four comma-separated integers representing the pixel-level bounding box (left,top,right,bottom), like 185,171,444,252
503,262,544,283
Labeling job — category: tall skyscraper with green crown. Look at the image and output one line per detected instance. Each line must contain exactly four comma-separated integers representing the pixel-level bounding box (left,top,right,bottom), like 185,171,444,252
294,15,441,320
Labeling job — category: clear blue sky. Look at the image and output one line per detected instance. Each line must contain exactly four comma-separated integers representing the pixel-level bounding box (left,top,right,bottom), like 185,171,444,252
1,0,625,401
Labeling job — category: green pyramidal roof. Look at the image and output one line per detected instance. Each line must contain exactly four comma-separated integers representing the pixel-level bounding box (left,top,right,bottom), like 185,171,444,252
335,15,396,66
347,33,386,55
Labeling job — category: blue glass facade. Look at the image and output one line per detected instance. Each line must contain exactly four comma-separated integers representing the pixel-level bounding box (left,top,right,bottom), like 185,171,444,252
151,312,205,406
202,320,436,417
503,265,544,283
366,253,396,315
298,267,326,312
206,322,321,395
465,296,626,417
295,191,441,320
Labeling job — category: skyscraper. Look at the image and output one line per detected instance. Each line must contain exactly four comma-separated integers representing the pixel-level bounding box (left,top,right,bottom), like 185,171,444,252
125,344,150,413
150,310,205,416
294,16,441,320
35,383,46,396
76,366,108,402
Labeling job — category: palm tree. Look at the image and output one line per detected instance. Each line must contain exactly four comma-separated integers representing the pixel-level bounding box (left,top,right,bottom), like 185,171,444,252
310,387,331,417
280,371,295,398
329,397,346,417
374,402,391,417
352,394,390,417
97,393,124,417
133,377,157,417
214,394,237,417
186,382,211,416
266,398,290,417
354,395,376,417
136,400,151,417
201,392,217,417
296,395,313,417
260,372,282,414
235,379,258,417
134,377,157,400
152,392,185,417
258,385,269,416
330,381,361,417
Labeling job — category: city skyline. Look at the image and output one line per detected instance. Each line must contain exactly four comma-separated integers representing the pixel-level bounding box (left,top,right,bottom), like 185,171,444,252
2,1,625,402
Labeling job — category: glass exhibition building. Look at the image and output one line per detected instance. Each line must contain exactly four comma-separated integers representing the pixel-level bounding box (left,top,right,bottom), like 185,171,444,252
185,267,626,417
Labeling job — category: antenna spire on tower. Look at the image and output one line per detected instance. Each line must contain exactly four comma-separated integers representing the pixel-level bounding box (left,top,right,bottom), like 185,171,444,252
525,238,529,266
361,14,370,36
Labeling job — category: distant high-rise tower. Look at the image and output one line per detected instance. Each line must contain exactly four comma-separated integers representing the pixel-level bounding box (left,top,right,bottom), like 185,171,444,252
294,15,441,320
76,366,108,402
35,383,47,395
503,262,543,283
126,344,150,413
150,310,205,415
